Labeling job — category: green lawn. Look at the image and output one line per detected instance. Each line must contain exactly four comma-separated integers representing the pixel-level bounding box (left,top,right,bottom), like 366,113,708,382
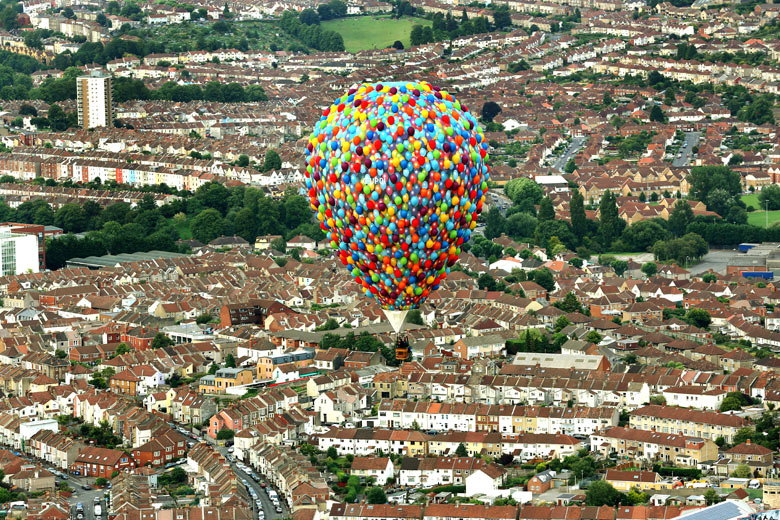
747,208,780,227
321,16,431,52
742,192,760,209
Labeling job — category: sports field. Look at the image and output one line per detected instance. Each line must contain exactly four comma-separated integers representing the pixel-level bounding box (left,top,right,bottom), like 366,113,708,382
321,16,431,53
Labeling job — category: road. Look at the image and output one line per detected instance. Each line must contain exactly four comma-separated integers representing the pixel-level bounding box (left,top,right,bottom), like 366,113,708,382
167,424,286,519
217,446,289,520
486,191,512,215
672,131,700,167
68,488,106,520
552,136,587,172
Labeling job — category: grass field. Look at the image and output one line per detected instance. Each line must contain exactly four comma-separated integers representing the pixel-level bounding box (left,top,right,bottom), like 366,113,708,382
747,208,780,227
321,16,431,52
742,192,760,209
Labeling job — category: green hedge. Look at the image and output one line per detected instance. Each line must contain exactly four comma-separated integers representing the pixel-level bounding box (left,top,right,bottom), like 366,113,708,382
427,485,466,494
654,466,701,479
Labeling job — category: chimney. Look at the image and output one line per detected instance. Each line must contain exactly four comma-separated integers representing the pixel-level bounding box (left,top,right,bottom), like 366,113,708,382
746,439,751,445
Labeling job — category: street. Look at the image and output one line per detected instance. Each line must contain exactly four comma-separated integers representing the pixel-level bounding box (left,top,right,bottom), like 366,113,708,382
672,131,700,167
215,446,289,520
552,136,587,172
68,488,107,520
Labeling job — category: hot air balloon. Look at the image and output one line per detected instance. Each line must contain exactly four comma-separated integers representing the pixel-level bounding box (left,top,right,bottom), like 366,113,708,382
303,81,490,350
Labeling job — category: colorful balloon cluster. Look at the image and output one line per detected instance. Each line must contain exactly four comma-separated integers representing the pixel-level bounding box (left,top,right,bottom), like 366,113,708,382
304,81,490,310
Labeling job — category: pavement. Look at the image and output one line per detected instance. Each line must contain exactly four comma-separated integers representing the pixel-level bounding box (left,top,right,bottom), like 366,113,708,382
672,131,700,167
552,136,587,172
687,249,736,275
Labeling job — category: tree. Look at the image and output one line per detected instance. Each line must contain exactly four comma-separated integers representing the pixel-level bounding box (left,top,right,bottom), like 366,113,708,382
392,40,404,49
704,489,721,505
538,196,555,222
263,150,282,171
668,199,694,237
688,166,742,201
720,395,744,412
54,204,88,233
152,333,174,350
565,158,577,174
19,104,37,117
216,428,234,440
270,237,286,253
649,105,666,123
649,395,666,405
493,5,511,29
685,308,711,329
455,443,468,457
115,343,130,356
299,8,320,24
586,330,603,344
366,486,387,504
484,206,505,239
62,7,75,19
612,260,628,277
326,446,338,459
599,191,623,249
48,104,70,131
641,262,657,278
407,310,424,326
504,177,543,210
481,101,502,123
759,184,780,211
191,208,224,243
530,268,555,292
554,315,572,333
570,190,588,241
225,353,236,368
702,273,717,283
410,25,424,46
237,154,249,168
558,293,583,313
621,220,667,252
586,481,622,506
731,463,752,478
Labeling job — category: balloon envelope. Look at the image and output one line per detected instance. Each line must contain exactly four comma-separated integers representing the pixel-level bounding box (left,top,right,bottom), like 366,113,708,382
304,81,490,310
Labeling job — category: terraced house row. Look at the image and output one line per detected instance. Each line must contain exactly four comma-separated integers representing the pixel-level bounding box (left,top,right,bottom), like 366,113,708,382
377,399,619,435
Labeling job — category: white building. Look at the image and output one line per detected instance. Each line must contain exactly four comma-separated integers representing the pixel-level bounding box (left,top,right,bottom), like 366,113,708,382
0,227,40,276
76,71,113,129
19,419,58,440
662,386,726,409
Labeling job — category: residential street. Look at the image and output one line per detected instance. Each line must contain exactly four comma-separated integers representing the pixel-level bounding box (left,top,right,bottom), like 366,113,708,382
672,131,700,167
552,136,587,172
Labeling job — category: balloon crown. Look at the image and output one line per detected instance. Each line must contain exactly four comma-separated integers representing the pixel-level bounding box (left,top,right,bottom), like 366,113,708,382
304,81,490,310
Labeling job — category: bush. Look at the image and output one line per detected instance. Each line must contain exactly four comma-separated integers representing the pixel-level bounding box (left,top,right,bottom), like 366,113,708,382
654,466,701,479
427,484,466,493
216,428,234,440
95,477,108,487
